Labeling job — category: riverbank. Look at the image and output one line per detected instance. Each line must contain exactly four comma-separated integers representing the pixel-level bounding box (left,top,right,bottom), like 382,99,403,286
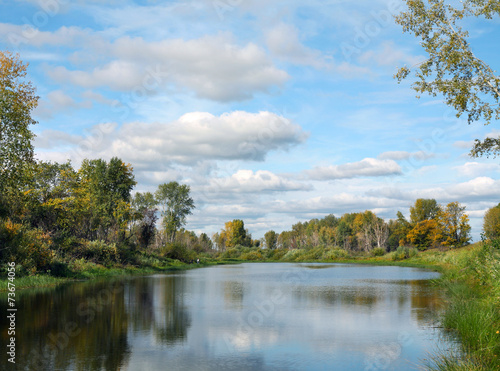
0,258,239,291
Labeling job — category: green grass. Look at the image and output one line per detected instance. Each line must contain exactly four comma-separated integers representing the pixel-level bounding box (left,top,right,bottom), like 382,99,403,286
0,274,69,291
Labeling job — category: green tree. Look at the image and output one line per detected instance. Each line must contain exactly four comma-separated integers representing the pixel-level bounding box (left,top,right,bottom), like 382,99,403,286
407,219,439,250
155,182,195,243
410,198,439,224
483,203,500,240
78,157,136,241
0,51,39,216
222,219,247,248
395,0,500,157
264,230,278,250
436,201,471,247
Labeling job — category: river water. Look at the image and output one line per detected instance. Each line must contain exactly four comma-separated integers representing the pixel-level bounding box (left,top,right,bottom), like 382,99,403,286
0,263,457,370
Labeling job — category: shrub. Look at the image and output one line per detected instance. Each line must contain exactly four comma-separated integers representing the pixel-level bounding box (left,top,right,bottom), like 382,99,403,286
266,248,288,261
391,246,418,261
221,248,242,259
371,247,386,257
77,240,120,267
240,251,263,261
0,219,55,274
323,248,349,260
282,249,306,261
160,242,195,262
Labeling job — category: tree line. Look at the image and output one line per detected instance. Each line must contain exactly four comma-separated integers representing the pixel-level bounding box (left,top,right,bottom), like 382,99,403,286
260,199,475,253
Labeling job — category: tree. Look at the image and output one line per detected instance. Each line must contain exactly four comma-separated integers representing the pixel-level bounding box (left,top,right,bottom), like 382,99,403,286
221,219,248,248
410,199,439,224
132,191,158,250
0,51,39,215
264,230,278,250
435,202,471,247
155,182,195,243
483,203,500,240
353,211,378,252
77,157,136,241
395,0,500,157
407,219,439,250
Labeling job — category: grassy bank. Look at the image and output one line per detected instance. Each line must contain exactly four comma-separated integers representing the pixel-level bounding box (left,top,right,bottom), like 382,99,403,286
0,256,238,292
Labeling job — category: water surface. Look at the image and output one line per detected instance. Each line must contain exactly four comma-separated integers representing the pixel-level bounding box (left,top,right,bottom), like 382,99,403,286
0,263,455,370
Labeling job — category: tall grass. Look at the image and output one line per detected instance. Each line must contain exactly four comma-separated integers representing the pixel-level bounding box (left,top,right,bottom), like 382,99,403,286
418,240,500,370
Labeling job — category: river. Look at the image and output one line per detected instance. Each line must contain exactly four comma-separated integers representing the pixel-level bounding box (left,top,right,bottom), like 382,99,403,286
0,263,457,370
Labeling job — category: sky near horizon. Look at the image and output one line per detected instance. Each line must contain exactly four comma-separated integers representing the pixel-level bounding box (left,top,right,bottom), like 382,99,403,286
1,0,499,240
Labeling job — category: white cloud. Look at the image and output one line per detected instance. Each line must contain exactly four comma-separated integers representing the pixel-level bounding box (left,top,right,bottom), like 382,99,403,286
369,177,500,204
358,41,423,68
0,23,91,47
47,33,290,101
378,150,435,161
271,193,402,217
204,170,311,194
265,23,329,69
304,158,402,180
454,162,500,177
34,90,91,119
36,111,309,167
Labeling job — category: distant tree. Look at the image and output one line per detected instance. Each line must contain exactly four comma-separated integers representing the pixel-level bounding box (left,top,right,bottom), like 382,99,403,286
483,203,500,240
0,51,39,216
198,233,213,251
395,0,500,157
264,230,278,250
78,157,136,241
410,199,439,224
155,182,195,243
132,191,158,250
435,202,471,247
407,219,439,250
222,219,248,248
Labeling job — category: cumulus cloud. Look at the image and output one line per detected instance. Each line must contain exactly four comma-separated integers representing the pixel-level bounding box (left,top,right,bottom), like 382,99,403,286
368,177,500,204
454,162,500,178
0,23,103,49
378,150,435,161
358,41,424,67
304,158,402,180
36,111,309,167
34,90,92,119
47,33,289,101
271,193,403,217
265,23,329,69
203,170,311,194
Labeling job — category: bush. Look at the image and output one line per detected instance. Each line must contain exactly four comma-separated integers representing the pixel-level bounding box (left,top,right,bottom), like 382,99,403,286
221,248,242,259
76,240,120,267
240,251,263,261
160,242,195,262
282,249,306,261
323,248,349,260
391,246,418,261
0,219,55,274
371,247,387,257
265,248,288,261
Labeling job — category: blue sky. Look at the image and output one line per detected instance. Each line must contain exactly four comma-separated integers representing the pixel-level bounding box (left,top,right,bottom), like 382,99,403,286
1,0,499,240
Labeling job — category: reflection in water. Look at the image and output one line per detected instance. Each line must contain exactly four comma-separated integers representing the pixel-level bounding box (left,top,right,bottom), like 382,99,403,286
0,263,454,371
223,281,245,310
